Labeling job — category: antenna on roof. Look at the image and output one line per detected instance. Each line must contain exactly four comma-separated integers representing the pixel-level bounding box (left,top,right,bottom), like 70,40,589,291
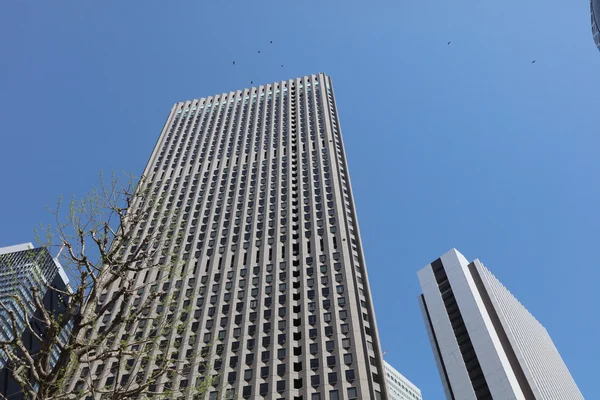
56,243,66,259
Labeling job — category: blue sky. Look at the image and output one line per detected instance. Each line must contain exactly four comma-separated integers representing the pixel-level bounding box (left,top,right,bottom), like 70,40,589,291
1,0,598,398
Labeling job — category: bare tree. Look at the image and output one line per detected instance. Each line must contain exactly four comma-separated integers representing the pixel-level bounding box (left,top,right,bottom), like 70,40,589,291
0,173,220,400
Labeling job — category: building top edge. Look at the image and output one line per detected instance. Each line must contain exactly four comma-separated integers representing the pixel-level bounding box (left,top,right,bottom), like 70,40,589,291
171,72,330,107
0,242,35,256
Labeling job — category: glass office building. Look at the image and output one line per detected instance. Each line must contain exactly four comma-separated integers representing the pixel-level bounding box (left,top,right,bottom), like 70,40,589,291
592,0,600,50
0,243,71,399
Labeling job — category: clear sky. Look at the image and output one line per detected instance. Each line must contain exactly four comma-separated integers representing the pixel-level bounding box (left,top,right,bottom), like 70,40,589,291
1,0,598,398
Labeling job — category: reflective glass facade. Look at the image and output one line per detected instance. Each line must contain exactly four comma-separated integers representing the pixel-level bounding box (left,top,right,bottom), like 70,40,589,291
592,0,600,50
0,243,71,398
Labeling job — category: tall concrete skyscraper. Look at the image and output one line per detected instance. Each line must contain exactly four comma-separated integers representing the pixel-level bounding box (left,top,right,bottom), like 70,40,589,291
418,249,583,400
76,73,388,399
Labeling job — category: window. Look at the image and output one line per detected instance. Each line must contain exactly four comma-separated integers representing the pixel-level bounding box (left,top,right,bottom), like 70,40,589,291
259,383,268,395
341,324,349,334
261,366,269,378
345,370,355,382
311,375,320,387
277,364,286,376
244,369,253,381
227,371,236,383
344,353,353,364
347,387,358,399
329,390,339,400
277,380,286,393
242,386,251,397
326,341,334,352
262,350,270,362
327,355,336,367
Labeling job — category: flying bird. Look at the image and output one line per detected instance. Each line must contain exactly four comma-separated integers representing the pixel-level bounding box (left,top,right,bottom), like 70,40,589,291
532,60,536,63
250,81,253,85
270,41,273,44
447,41,451,45
258,50,261,54
233,61,235,65
281,64,284,67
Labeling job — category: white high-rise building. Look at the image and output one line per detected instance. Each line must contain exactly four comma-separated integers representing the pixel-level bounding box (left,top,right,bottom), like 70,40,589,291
383,361,421,400
418,249,583,400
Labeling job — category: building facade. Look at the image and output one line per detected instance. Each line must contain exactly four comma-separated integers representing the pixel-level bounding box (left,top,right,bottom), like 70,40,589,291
74,73,388,399
417,249,583,400
592,0,600,50
383,361,421,400
0,243,71,399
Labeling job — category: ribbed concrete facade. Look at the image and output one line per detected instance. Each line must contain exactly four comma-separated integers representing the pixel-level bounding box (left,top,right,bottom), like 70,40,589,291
418,249,582,400
76,73,388,399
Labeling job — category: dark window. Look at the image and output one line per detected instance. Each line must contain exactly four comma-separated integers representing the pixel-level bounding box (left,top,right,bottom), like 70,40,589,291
259,383,268,395
345,369,355,382
242,386,251,398
328,372,337,384
276,380,285,393
344,353,353,364
347,387,357,399
311,375,320,387
261,366,269,378
244,369,253,381
310,358,319,370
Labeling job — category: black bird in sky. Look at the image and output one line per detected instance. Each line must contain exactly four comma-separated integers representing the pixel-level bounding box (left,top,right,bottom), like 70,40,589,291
447,41,451,45
258,50,261,54
270,41,273,44
250,81,253,85
532,60,536,63
281,64,284,67
233,61,235,65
